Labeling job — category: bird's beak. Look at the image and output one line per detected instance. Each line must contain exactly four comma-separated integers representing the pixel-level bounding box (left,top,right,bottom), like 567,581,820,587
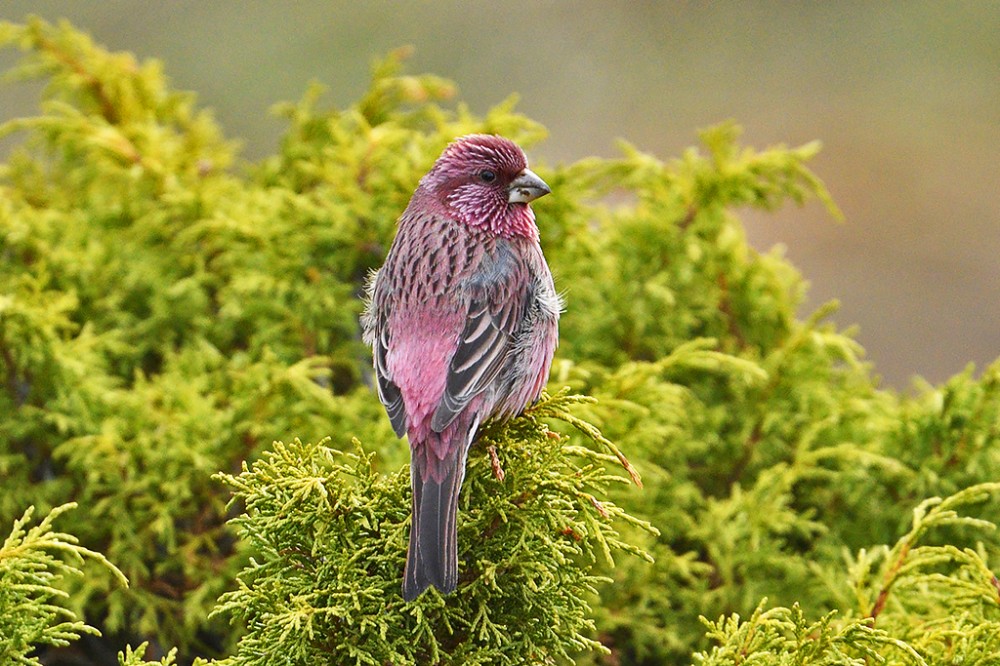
508,169,551,204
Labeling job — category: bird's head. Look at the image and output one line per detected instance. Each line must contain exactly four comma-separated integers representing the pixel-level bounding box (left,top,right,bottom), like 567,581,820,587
420,134,551,239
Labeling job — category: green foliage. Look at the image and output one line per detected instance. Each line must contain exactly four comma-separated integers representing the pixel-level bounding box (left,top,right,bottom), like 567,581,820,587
117,642,181,666
1,15,999,666
695,483,1000,665
210,392,652,665
0,503,126,665
695,603,922,666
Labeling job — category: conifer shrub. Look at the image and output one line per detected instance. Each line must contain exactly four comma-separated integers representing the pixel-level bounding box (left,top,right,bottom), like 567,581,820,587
1,17,998,666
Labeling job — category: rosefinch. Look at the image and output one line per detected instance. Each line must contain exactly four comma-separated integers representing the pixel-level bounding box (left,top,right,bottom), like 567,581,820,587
362,135,560,601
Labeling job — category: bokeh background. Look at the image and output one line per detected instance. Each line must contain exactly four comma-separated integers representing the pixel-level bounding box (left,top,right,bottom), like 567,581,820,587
2,1,997,389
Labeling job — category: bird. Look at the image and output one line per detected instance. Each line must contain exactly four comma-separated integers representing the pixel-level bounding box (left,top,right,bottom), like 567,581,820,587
362,134,561,601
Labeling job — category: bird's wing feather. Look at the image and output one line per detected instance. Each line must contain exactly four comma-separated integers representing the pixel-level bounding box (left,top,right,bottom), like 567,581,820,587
374,314,407,437
363,270,407,438
431,242,529,432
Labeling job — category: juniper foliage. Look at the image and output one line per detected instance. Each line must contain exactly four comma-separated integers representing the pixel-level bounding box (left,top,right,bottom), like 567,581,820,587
210,391,652,665
1,16,999,666
0,503,126,665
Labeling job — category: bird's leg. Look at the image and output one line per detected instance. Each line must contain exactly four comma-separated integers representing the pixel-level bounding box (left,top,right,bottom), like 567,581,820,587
487,445,505,482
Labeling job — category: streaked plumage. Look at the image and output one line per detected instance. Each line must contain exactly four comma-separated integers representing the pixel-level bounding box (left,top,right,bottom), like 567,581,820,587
362,134,560,600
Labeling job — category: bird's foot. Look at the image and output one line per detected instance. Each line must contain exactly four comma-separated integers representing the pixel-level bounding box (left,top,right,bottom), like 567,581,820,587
487,445,505,482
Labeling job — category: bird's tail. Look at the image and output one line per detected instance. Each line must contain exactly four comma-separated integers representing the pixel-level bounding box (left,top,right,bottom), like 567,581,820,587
403,436,468,601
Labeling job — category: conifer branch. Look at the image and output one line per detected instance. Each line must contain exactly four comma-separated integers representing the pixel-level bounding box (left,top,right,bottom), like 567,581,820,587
1,17,999,665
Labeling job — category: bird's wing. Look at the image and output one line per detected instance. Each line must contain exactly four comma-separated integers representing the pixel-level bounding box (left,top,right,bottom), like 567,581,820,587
363,270,407,438
430,243,529,432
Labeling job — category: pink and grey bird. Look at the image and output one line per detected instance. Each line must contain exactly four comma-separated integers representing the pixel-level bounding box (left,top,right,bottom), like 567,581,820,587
362,135,561,600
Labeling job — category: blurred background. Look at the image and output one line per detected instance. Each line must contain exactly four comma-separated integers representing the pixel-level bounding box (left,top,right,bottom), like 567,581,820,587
1,1,997,390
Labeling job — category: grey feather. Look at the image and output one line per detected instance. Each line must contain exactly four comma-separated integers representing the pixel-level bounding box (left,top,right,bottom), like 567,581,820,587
430,242,530,432
361,267,408,438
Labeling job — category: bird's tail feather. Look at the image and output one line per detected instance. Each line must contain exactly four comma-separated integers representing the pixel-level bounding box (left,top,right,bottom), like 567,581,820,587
403,441,467,601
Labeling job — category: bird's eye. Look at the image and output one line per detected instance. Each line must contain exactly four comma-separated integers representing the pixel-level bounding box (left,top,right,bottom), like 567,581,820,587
479,169,496,183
